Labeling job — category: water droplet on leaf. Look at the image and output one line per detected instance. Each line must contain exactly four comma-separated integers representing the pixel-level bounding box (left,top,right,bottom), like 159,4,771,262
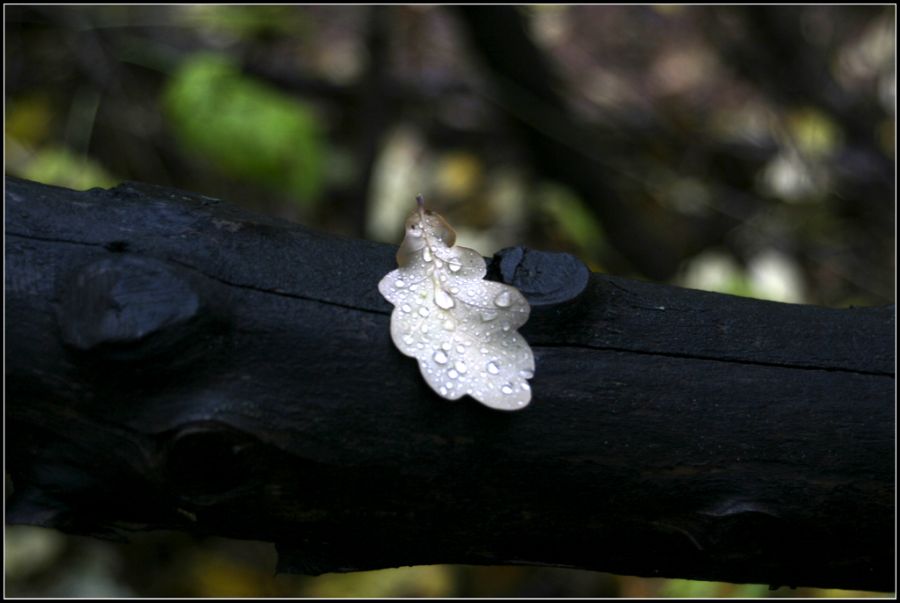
434,288,455,309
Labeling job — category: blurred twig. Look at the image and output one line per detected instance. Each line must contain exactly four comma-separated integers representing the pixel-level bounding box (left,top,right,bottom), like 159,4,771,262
454,6,744,280
350,6,392,238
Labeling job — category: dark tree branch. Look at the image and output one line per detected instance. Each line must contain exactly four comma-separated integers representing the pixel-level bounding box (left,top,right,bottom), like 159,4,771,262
5,177,894,592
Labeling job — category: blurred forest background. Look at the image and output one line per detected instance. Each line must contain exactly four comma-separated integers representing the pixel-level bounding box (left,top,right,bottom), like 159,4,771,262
4,4,895,598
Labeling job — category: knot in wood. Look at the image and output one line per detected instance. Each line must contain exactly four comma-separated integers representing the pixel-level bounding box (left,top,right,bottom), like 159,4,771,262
488,246,590,307
164,421,261,502
58,256,201,352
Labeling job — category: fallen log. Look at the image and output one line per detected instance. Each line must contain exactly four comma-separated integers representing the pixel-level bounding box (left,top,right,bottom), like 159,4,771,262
5,176,894,591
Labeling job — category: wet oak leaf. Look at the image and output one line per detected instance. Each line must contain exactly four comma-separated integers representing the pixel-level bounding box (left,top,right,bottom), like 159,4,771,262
378,197,535,410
